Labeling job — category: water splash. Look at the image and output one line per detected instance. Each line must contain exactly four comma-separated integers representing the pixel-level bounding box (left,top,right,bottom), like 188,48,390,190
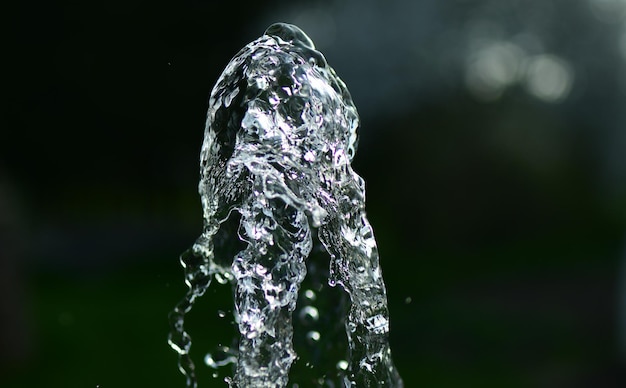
168,23,403,387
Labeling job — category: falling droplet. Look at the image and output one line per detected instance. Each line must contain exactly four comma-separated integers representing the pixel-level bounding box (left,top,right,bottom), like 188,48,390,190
214,273,229,285
306,331,321,344
336,360,349,371
299,306,320,325
304,289,316,301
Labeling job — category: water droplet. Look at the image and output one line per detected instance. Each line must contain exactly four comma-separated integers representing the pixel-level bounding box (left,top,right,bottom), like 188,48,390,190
217,310,226,318
404,297,412,304
306,330,321,344
336,360,349,371
303,289,316,301
298,306,319,325
214,272,229,285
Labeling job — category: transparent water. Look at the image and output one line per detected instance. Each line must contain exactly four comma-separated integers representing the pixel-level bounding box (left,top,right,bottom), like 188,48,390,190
168,23,403,387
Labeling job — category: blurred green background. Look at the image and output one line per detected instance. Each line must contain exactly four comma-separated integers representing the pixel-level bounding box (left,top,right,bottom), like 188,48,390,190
3,0,626,386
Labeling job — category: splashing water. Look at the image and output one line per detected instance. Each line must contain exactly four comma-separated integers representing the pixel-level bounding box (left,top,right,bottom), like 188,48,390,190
168,23,403,387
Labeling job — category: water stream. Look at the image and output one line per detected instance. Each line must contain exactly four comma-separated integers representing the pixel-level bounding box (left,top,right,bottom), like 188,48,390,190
168,23,403,387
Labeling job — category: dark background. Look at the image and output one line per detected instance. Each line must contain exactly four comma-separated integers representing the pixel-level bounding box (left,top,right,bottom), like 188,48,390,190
3,0,626,386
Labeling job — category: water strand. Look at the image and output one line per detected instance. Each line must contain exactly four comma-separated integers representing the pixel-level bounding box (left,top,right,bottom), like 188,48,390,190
168,23,403,387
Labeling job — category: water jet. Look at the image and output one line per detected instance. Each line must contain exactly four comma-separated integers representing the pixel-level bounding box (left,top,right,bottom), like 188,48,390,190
168,23,403,387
